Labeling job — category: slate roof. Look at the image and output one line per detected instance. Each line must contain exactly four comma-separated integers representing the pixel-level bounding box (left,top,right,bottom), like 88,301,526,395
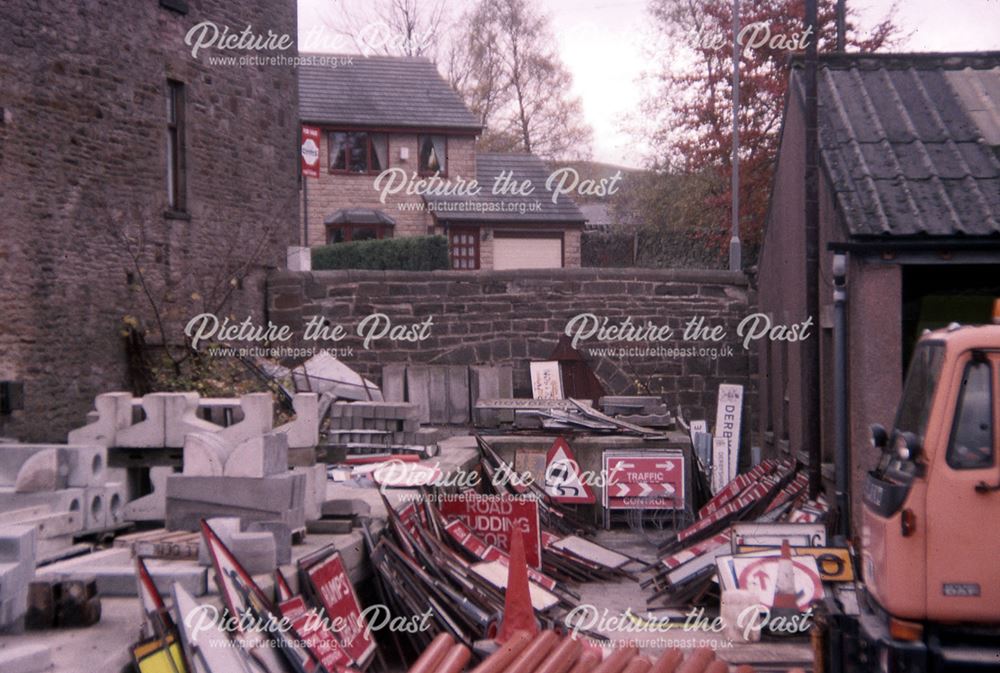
424,153,586,224
793,53,1000,238
299,54,481,132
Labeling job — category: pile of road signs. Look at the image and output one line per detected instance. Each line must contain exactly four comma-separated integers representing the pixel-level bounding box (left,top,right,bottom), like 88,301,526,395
643,459,845,610
131,520,378,673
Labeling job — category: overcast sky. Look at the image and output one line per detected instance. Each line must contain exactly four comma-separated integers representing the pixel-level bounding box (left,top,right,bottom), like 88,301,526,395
298,0,1000,168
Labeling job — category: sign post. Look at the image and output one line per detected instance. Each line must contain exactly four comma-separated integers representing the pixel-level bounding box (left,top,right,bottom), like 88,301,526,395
300,125,321,247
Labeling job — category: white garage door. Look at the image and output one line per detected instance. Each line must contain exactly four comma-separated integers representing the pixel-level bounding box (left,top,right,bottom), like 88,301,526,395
493,236,563,270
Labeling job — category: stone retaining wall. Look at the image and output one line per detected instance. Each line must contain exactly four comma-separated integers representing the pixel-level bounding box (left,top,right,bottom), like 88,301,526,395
267,269,757,424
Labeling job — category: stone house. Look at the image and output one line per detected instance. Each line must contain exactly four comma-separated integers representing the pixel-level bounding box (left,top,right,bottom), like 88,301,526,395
0,0,300,441
757,52,1000,524
298,55,585,270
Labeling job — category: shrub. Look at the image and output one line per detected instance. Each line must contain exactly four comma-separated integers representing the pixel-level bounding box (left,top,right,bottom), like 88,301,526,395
312,235,449,271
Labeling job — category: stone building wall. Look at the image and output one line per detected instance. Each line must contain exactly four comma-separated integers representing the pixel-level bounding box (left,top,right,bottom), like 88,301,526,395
0,0,299,441
267,268,756,423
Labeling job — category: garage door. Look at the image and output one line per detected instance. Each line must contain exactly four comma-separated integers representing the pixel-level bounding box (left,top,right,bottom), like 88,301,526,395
493,236,563,270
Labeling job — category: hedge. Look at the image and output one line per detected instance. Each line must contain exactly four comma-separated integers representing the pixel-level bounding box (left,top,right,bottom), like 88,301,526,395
312,235,450,271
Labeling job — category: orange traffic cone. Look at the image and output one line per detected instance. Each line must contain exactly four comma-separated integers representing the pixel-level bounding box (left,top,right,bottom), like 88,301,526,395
496,529,540,643
770,540,800,620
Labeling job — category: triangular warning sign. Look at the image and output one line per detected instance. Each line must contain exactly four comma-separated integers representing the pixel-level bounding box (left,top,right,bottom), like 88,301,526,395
545,437,595,504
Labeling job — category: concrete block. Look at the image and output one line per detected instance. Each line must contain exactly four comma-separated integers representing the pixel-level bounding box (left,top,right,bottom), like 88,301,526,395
381,365,406,402
0,643,52,672
105,482,126,528
122,466,171,522
165,393,219,448
224,433,288,478
65,445,108,488
246,521,291,565
167,473,302,510
17,511,83,540
218,393,274,446
445,365,470,424
274,393,319,449
67,391,133,447
198,517,242,566
37,548,206,597
292,464,326,522
182,432,231,477
428,367,448,424
0,488,85,515
81,488,108,531
404,366,431,423
116,393,168,448
13,449,69,493
227,531,277,575
320,498,371,518
0,525,36,564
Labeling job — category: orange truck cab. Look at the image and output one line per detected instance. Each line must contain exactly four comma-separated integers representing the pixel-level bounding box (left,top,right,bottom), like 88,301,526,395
832,322,1000,672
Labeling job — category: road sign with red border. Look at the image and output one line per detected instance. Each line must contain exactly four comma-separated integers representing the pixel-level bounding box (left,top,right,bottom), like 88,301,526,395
603,451,685,510
439,494,542,569
545,437,596,504
303,551,377,667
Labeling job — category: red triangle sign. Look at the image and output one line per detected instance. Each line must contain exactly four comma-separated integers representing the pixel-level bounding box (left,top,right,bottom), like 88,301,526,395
544,437,595,504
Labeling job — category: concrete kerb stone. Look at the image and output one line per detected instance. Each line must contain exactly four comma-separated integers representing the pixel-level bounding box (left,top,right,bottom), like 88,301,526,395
0,643,53,672
218,393,274,446
13,449,68,494
224,433,288,478
66,391,133,447
122,466,172,521
165,393,219,448
115,393,168,448
182,431,231,477
274,393,319,449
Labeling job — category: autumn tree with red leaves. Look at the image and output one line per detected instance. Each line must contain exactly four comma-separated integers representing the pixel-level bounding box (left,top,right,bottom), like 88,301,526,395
627,0,899,267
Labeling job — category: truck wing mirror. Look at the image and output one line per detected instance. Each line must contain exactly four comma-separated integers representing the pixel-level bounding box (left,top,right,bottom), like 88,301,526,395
871,424,889,451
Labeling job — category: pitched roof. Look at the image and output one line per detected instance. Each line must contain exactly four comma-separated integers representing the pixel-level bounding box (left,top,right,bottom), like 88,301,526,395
424,152,586,224
298,54,481,132
793,52,1000,239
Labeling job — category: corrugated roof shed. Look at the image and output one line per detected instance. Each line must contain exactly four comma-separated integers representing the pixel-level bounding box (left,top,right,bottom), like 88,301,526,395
299,54,481,132
794,52,1000,238
424,152,586,224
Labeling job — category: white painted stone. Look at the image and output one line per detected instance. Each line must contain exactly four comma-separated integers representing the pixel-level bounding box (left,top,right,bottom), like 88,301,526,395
67,392,134,447
197,517,242,566
65,445,107,488
165,393,218,448
13,449,68,493
0,643,52,673
274,393,319,449
182,432,231,477
218,392,274,446
287,245,311,272
116,393,169,448
122,466,172,522
223,433,287,478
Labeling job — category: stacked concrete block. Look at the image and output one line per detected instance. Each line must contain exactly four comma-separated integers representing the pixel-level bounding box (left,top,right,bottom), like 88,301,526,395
0,524,37,631
326,401,443,447
0,443,117,557
122,466,172,522
165,471,307,532
197,517,279,575
37,547,206,597
274,393,320,450
66,391,133,447
292,464,327,522
183,431,288,479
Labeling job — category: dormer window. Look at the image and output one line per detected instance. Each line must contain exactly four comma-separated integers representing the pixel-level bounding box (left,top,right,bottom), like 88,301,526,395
418,135,447,175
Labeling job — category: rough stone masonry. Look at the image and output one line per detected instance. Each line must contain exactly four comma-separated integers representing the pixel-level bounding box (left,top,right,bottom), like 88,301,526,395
0,0,300,442
267,268,757,424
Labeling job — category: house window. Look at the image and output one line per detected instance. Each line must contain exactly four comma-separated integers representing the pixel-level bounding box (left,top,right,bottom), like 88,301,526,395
449,227,479,270
418,135,447,175
326,223,389,244
166,80,186,212
329,131,388,173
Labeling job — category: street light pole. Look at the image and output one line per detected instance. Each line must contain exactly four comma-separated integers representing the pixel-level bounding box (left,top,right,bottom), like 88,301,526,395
729,0,742,273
